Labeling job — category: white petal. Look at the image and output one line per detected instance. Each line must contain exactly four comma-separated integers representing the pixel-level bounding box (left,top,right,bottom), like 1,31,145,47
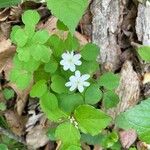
69,84,77,91
75,70,81,78
83,81,90,87
62,53,68,59
78,85,84,93
70,51,74,56
70,64,76,72
63,65,69,71
60,60,66,65
69,76,76,82
81,74,90,81
75,60,82,66
74,53,81,60
65,82,72,87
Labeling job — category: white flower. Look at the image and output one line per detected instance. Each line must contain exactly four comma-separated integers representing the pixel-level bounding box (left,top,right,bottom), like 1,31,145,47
65,70,90,93
60,51,82,72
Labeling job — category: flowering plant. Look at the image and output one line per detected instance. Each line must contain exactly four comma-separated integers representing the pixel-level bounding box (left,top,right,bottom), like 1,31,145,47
9,10,120,150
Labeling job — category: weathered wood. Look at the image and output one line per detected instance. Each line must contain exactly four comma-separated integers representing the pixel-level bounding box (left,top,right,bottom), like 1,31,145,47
107,60,140,119
136,4,150,46
91,0,122,71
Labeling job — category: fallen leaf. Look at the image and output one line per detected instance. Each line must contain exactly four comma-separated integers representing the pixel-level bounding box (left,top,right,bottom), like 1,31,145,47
0,8,10,22
0,39,15,72
119,129,137,149
143,73,150,84
4,110,24,136
8,82,32,116
38,16,88,45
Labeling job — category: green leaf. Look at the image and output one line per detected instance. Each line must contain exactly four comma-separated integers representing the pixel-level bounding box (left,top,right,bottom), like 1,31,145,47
17,47,30,62
138,46,150,62
40,91,67,122
47,127,57,141
85,83,102,105
24,25,35,39
58,93,84,114
0,0,21,8
98,72,120,90
14,29,28,47
100,132,118,148
81,133,103,145
64,33,79,50
44,57,58,74
48,35,65,57
81,43,100,61
55,122,81,147
57,20,69,31
32,30,49,44
47,0,88,33
77,60,99,75
23,57,41,72
0,144,8,150
30,80,47,98
10,25,21,44
30,44,51,63
34,66,50,82
74,105,112,136
65,145,81,150
22,10,40,26
0,103,6,111
9,68,32,89
103,91,119,109
51,75,68,94
3,88,15,100
115,98,150,143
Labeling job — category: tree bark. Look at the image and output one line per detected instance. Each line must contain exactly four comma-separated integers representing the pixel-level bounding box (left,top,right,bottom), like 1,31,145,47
91,0,150,117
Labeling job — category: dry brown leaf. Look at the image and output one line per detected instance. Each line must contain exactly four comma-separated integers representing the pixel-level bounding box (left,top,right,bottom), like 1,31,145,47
38,16,88,45
0,8,10,22
94,145,103,150
119,129,137,149
44,142,55,150
143,73,150,84
137,141,149,150
107,60,140,119
26,124,49,149
0,39,15,72
4,110,24,136
7,82,32,116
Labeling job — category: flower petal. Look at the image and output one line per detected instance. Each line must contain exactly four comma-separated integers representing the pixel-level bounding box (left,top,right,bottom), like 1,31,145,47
62,52,69,59
69,84,77,91
81,74,90,81
60,60,66,65
65,82,72,87
70,64,76,72
75,60,82,66
75,70,81,78
69,76,76,82
78,85,84,93
74,53,81,60
83,81,90,87
63,65,69,71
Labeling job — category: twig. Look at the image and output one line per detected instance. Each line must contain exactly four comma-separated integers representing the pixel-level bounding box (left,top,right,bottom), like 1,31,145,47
0,126,26,145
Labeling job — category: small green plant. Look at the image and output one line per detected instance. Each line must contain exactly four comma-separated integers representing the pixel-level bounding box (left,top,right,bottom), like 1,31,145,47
138,46,150,62
9,8,120,150
0,88,15,111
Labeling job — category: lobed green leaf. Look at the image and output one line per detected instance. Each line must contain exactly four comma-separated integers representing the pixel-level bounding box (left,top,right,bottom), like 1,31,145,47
74,105,112,136
98,72,120,90
115,98,150,143
47,0,89,33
